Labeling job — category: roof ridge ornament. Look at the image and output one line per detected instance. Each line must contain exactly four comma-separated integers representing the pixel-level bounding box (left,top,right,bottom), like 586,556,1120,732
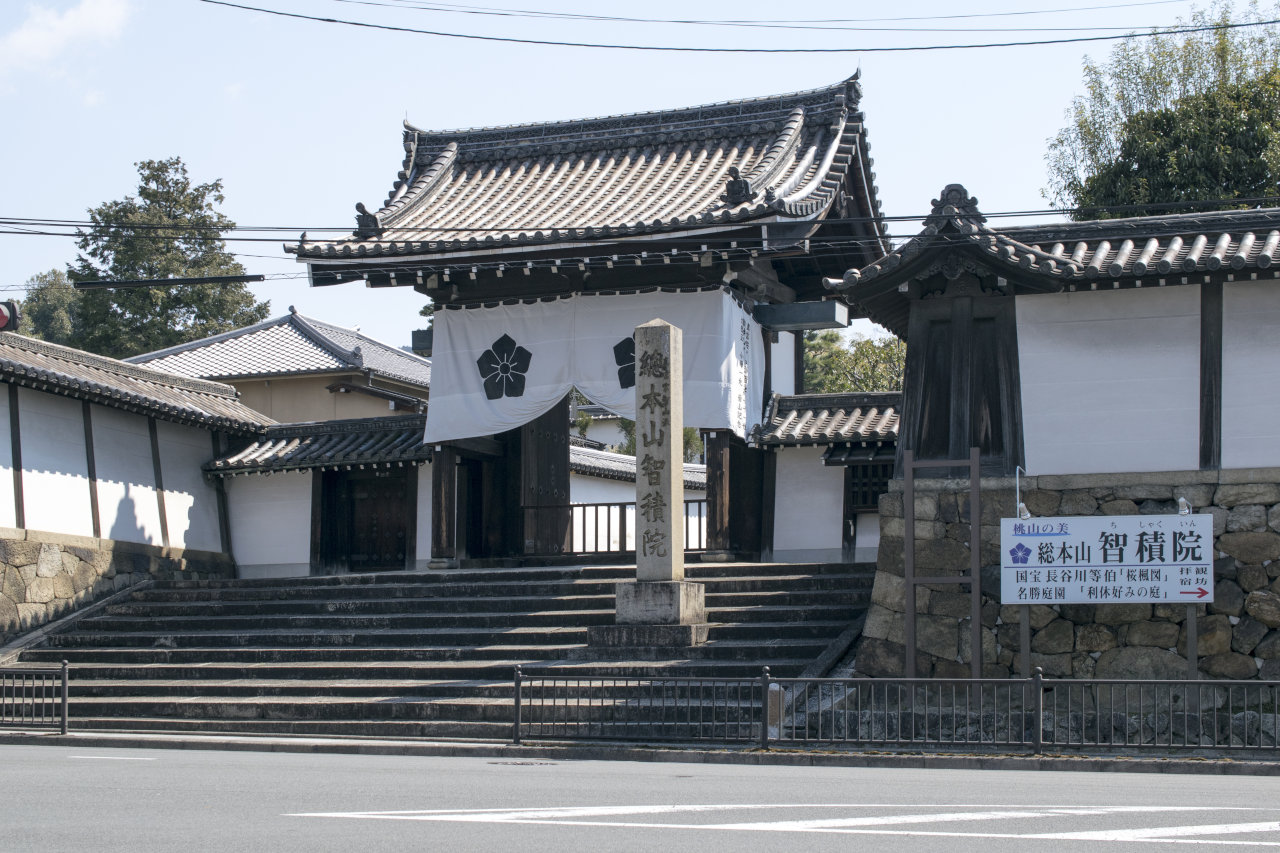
926,184,985,228
722,166,757,206
354,203,384,240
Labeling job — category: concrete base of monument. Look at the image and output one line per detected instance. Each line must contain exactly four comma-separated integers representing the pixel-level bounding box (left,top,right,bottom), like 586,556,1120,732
586,580,709,649
426,558,459,570
616,580,706,625
586,622,710,649
700,550,735,562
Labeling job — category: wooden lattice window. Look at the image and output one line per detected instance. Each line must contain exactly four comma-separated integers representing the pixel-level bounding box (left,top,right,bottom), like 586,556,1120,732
848,461,894,511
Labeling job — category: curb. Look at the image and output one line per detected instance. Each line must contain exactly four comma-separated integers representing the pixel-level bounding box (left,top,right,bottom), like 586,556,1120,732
1,730,1278,775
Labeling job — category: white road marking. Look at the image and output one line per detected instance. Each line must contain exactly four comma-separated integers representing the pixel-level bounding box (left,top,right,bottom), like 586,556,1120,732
67,756,157,761
1030,823,1280,842
287,802,1280,845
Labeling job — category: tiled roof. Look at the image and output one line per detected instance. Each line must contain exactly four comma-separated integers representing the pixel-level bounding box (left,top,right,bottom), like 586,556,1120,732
127,309,432,389
753,392,899,447
826,184,1280,336
570,445,706,491
289,75,879,264
0,333,271,435
205,416,430,476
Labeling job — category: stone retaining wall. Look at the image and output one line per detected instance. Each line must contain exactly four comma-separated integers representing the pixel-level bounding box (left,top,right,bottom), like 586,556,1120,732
0,527,235,644
854,470,1280,681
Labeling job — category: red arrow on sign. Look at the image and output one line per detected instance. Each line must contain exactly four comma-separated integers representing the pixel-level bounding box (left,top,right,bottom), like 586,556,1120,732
1179,587,1210,598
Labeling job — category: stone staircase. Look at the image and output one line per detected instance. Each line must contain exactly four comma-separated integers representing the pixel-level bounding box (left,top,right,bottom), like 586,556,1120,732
16,562,873,739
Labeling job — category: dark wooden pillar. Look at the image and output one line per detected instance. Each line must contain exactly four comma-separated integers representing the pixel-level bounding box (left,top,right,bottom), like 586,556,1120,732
1200,280,1223,470
704,430,733,559
520,397,571,556
759,448,777,562
429,445,458,568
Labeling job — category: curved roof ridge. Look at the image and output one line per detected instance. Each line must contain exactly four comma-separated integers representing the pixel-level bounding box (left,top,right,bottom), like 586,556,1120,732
403,73,860,142
127,313,293,365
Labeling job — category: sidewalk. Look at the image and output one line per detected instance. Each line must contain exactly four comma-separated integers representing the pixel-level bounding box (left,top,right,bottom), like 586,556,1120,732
1,728,1277,776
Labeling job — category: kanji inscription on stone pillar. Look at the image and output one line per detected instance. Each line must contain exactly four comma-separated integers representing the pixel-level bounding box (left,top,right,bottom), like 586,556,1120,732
634,319,684,583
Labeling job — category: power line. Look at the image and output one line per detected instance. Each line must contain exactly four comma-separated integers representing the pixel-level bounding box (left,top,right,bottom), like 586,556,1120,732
198,0,1280,53
330,0,1194,26
321,0,1199,34
6,194,1280,239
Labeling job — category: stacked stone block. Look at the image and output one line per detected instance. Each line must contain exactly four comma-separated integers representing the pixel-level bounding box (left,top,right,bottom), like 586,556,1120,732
0,528,235,644
855,473,1280,681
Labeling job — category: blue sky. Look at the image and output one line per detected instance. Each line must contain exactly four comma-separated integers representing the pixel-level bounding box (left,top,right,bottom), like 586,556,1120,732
1,0,1209,347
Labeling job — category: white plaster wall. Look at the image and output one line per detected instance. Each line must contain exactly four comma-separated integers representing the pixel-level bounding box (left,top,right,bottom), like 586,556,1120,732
1222,281,1280,469
19,388,94,537
155,420,222,552
772,446,844,562
771,331,796,397
1017,287,1200,475
91,404,163,546
583,417,628,449
414,461,432,567
226,472,312,578
854,512,880,563
0,388,16,528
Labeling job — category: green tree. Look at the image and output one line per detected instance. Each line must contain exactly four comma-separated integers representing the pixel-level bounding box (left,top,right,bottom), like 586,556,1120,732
615,419,705,463
19,269,78,345
803,331,906,393
1074,72,1280,217
68,157,270,358
1045,1,1280,215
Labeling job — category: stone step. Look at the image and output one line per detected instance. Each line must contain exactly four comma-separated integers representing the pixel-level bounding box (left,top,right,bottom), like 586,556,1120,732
63,695,519,722
24,638,829,667
104,589,867,618
149,563,872,592
67,716,514,739
128,573,870,603
48,619,852,649
76,604,862,634
48,653,817,684
63,694,766,725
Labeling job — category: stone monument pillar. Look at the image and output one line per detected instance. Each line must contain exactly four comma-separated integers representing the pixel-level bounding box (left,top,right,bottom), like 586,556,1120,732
588,319,708,649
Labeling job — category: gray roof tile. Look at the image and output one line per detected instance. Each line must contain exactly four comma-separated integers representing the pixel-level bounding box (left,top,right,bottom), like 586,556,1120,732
0,333,271,434
753,392,899,446
570,445,706,491
206,416,429,476
829,184,1280,336
289,75,879,264
127,310,432,389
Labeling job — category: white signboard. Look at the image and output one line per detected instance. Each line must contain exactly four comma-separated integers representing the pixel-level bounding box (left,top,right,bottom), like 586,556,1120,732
1000,514,1214,605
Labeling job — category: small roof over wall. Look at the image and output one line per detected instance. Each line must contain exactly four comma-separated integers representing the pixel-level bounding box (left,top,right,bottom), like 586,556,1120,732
753,391,899,448
205,415,431,476
128,308,432,391
825,184,1280,336
208,415,707,488
0,332,272,435
570,444,706,491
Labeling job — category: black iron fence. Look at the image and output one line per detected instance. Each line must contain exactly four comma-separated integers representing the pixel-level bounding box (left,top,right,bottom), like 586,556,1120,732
514,666,1280,753
525,500,708,557
0,662,68,734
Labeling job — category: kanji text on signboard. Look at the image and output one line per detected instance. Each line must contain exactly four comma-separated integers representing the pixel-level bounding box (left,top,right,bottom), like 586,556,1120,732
1000,514,1213,605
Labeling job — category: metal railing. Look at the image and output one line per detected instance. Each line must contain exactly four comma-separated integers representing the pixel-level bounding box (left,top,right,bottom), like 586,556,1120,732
524,500,707,556
0,662,68,734
513,666,1280,753
513,666,763,744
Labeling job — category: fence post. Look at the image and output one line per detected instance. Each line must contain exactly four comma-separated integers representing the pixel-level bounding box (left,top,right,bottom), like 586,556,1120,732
759,666,771,751
512,665,522,745
1031,666,1044,754
59,661,69,735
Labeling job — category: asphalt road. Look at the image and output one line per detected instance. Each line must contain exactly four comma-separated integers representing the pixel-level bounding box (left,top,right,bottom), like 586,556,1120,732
3,745,1279,852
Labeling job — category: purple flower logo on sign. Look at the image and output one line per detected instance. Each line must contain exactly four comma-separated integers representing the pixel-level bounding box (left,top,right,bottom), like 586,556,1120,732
476,333,532,400
613,337,635,389
1009,542,1032,565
